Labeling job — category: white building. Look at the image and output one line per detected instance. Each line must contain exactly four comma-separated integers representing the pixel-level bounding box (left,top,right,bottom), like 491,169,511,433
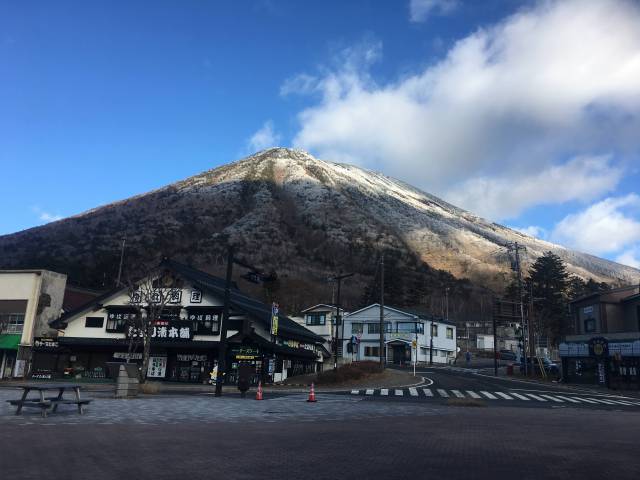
292,304,345,365
342,304,457,365
0,270,67,379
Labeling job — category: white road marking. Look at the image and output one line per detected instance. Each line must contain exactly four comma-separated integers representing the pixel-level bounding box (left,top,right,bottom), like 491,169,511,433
422,388,433,397
451,390,465,398
365,389,374,396
605,399,636,406
494,392,514,400
351,390,359,395
587,397,616,405
409,388,418,397
570,397,598,404
480,391,497,399
380,389,389,396
524,393,548,402
508,392,530,401
540,395,564,403
553,396,581,404
395,389,403,396
465,390,481,399
437,389,449,398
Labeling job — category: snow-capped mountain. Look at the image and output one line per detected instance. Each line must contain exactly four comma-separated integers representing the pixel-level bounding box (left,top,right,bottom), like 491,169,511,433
0,148,637,310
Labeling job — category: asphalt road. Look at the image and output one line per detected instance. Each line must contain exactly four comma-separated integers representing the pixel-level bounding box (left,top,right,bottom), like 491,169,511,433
342,366,640,410
2,406,639,480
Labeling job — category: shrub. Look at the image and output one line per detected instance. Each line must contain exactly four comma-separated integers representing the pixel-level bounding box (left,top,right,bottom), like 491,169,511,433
316,361,383,385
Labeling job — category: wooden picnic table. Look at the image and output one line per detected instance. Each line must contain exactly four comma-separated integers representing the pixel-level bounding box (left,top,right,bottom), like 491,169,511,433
7,383,91,418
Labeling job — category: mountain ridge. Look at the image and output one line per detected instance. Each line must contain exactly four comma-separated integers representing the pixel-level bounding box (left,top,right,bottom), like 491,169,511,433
0,147,638,313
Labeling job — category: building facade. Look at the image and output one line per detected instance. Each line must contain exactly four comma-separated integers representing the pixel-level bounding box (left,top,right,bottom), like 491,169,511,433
46,260,325,384
342,304,457,365
0,270,67,379
560,285,640,390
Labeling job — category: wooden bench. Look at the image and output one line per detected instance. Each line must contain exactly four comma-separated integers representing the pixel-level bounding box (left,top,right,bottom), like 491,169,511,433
7,399,52,418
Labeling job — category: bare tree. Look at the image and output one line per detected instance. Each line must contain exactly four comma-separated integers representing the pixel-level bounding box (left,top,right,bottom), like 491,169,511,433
125,268,182,383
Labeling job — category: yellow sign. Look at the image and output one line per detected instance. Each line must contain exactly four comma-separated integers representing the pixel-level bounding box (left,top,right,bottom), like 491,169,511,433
271,315,278,336
412,340,417,348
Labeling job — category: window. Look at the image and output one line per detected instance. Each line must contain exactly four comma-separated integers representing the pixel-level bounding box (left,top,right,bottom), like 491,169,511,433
306,313,326,326
85,317,104,328
396,322,424,334
188,310,221,335
440,350,447,357
106,311,135,333
584,318,596,333
351,323,364,334
1,314,25,334
446,327,454,339
368,322,392,334
364,346,380,357
431,324,438,337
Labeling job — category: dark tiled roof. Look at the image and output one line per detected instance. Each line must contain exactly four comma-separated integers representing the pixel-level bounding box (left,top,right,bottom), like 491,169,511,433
51,259,324,345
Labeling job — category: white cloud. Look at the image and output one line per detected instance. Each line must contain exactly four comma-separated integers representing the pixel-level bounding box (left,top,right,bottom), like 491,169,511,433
513,225,547,239
616,246,640,268
288,0,640,219
246,120,282,153
410,0,459,22
551,194,640,255
447,155,622,220
31,206,62,223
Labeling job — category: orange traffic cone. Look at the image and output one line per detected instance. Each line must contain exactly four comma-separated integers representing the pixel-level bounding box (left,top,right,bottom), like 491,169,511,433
256,381,263,401
307,382,317,403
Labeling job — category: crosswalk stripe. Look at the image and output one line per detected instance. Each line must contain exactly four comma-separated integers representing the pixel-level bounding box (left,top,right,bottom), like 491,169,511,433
553,395,581,403
451,390,465,398
437,389,449,398
351,390,359,395
509,392,530,401
540,395,564,403
365,389,374,395
409,388,418,397
523,393,548,401
422,388,433,397
587,397,616,405
494,392,514,400
395,389,403,396
606,399,635,406
380,389,389,396
570,397,598,404
480,391,497,399
465,390,481,399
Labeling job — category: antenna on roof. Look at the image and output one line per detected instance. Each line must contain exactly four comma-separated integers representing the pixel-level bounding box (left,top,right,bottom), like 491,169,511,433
116,236,126,287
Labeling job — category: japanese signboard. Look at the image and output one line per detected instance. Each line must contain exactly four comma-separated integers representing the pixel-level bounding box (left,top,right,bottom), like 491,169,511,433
127,321,193,341
147,356,167,378
231,346,260,360
190,289,202,303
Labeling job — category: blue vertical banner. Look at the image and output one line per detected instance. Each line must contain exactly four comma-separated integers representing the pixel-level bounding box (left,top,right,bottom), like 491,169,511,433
271,302,279,336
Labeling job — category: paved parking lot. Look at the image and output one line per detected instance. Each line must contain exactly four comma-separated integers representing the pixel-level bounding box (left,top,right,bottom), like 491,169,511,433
0,388,444,425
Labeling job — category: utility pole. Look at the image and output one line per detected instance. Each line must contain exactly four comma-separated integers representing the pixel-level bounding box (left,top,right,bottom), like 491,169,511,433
379,254,385,368
215,246,234,397
330,272,354,371
529,282,536,378
116,237,126,287
492,300,498,376
429,317,433,366
508,241,528,376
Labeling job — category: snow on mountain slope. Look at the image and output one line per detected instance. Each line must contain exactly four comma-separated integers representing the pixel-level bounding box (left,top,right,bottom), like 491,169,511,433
0,148,637,301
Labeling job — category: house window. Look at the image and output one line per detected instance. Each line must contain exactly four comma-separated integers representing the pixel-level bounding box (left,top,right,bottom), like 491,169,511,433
440,350,447,357
584,318,596,333
306,313,326,326
2,314,25,334
188,310,221,335
446,327,454,339
351,323,364,334
396,322,424,334
431,324,438,337
364,346,380,357
85,317,104,328
368,322,392,334
106,311,133,333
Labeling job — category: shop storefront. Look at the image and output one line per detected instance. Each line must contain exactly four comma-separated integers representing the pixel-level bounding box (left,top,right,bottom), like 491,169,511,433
0,334,20,379
560,337,640,390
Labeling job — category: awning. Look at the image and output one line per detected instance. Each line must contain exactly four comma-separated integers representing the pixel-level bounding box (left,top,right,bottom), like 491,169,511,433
0,334,21,350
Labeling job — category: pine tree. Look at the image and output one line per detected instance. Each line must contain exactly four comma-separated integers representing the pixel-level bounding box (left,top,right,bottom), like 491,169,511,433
528,251,570,346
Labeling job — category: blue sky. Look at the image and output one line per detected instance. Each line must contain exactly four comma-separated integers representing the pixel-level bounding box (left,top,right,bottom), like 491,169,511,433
1,0,639,268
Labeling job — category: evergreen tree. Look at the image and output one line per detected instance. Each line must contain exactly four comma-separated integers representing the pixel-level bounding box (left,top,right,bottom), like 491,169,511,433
528,251,570,346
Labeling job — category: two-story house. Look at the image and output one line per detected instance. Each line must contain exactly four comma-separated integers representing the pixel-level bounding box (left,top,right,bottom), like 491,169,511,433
560,285,640,389
342,304,457,365
0,270,67,379
47,260,325,384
